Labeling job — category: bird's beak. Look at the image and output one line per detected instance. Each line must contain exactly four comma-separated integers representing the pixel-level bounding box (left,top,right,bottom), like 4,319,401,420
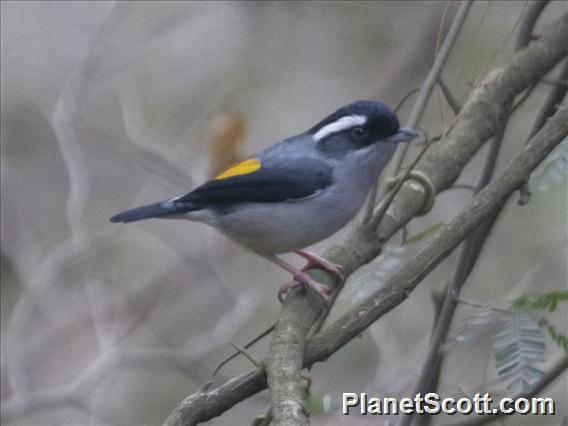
386,127,419,144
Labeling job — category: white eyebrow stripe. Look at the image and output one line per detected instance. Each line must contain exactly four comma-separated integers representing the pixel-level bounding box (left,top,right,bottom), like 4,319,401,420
313,114,367,141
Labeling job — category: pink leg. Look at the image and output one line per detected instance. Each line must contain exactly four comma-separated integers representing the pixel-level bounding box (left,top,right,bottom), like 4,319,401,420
294,250,344,282
263,255,331,302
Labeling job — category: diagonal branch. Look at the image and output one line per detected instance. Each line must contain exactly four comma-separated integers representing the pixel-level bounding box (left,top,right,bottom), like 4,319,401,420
266,292,317,425
400,116,509,426
515,0,550,51
385,0,473,181
409,6,556,424
304,105,567,364
265,5,473,423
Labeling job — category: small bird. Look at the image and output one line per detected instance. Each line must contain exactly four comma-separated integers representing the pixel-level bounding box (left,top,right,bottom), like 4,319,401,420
110,100,417,301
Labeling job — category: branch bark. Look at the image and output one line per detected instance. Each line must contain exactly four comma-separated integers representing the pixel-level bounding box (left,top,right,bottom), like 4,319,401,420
266,4,473,424
163,12,568,425
266,292,320,425
304,105,568,363
410,6,556,424
403,118,509,426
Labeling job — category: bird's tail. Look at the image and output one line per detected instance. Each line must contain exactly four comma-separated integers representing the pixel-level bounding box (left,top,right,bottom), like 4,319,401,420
110,200,198,223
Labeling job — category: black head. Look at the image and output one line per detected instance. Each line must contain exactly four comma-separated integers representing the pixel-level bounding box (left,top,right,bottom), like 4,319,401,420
308,100,414,157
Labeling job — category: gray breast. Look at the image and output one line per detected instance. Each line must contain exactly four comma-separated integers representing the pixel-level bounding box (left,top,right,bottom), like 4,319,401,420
195,134,393,254
213,146,386,254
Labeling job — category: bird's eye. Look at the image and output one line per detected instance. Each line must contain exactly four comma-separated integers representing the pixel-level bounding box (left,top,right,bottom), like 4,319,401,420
351,126,368,140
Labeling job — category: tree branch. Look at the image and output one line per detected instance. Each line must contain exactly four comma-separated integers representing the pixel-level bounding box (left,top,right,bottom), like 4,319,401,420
410,6,555,423
401,117,509,426
304,105,567,364
383,0,473,187
266,291,320,425
265,5,474,424
163,13,568,425
529,58,568,138
515,0,550,51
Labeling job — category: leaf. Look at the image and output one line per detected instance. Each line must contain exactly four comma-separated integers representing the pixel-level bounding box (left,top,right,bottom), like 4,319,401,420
513,290,568,312
539,317,568,352
451,303,497,346
531,137,568,192
305,390,331,414
492,313,546,393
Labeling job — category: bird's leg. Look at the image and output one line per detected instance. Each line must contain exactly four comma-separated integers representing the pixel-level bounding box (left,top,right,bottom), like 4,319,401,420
294,249,344,283
263,255,331,302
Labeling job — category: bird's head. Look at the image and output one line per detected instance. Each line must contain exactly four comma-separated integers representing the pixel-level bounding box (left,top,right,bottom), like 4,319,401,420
308,100,417,158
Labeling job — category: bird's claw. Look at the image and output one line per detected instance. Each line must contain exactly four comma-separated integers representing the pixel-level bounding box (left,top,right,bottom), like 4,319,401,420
277,278,331,305
295,250,345,284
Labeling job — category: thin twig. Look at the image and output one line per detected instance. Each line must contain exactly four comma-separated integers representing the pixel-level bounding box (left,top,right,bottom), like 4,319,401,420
380,1,473,193
363,87,421,224
213,324,275,376
507,0,552,131
437,76,463,114
455,1,491,91
471,1,530,89
227,343,262,369
398,112,510,426
517,58,568,204
433,1,453,131
395,88,422,113
366,2,472,232
515,0,550,51
529,59,568,138
366,131,432,231
456,298,512,315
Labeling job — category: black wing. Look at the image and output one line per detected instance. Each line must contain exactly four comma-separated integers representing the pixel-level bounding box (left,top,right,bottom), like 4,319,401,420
179,156,333,207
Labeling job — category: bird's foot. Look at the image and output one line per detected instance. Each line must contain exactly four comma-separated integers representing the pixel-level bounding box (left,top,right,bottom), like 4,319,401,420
277,270,331,304
295,250,345,283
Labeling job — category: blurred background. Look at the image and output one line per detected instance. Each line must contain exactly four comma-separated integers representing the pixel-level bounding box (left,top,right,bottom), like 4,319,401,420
1,1,566,425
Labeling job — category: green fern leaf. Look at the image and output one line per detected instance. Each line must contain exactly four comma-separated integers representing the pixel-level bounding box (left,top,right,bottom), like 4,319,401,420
513,290,568,312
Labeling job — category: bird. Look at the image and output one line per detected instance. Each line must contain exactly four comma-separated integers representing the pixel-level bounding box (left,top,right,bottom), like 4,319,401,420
110,100,417,301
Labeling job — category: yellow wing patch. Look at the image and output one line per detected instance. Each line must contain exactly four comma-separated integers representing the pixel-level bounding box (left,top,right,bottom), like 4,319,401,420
214,158,262,180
